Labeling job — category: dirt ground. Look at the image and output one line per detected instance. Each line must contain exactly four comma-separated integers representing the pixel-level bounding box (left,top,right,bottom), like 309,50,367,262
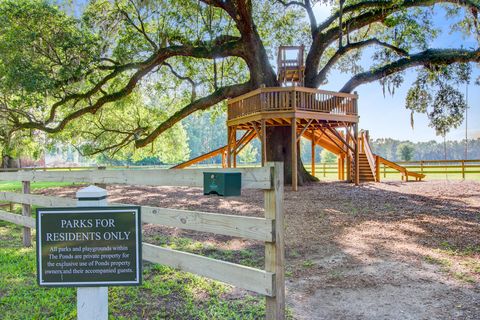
39,180,480,319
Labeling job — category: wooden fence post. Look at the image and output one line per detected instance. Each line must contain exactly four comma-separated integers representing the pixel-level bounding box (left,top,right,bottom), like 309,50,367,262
291,119,298,191
354,124,359,186
311,128,316,177
265,162,285,320
323,162,326,177
462,160,465,179
22,181,31,247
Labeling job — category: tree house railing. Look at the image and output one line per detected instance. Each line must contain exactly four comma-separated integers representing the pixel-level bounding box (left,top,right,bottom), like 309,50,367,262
360,130,377,180
227,87,358,121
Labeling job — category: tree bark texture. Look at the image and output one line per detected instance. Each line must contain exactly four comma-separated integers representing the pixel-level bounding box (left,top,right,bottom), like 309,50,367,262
1,155,19,169
265,126,318,186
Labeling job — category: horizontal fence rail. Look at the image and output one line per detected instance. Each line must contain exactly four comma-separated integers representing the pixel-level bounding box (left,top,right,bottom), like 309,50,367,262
303,159,480,179
0,191,274,242
0,167,272,189
5,159,477,181
0,163,285,319
142,243,274,296
141,206,274,242
0,209,35,228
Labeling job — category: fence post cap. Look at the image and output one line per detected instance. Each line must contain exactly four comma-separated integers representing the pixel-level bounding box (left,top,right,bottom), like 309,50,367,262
76,185,107,200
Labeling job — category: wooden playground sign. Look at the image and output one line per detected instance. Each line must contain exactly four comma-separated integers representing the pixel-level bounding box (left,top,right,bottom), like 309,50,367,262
36,206,142,287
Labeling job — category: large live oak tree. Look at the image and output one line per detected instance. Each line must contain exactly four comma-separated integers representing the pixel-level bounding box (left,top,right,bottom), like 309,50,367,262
1,0,479,182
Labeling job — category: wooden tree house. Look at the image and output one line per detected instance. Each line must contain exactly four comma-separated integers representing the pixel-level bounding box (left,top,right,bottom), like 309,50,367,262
173,46,425,189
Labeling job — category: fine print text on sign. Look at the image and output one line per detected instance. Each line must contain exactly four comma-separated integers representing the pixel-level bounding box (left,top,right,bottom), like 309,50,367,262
36,206,141,287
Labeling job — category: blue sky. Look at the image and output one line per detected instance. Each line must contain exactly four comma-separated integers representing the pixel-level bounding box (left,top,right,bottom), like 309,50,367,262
313,3,480,143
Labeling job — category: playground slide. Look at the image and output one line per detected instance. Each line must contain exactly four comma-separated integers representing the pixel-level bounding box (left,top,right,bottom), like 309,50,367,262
172,131,257,169
376,156,425,181
172,128,425,182
171,145,228,169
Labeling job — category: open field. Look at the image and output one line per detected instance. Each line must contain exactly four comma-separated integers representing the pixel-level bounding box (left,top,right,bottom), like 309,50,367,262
1,179,480,319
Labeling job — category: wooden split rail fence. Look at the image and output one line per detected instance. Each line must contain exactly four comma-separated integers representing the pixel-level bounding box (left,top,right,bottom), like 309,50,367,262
306,159,480,180
393,159,480,179
0,163,285,319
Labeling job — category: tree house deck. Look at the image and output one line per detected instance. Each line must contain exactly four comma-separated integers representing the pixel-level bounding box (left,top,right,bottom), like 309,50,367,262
227,87,359,126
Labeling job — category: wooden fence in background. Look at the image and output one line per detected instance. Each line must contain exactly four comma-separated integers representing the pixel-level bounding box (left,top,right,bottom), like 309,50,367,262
392,159,480,179
0,163,285,319
306,159,480,179
2,158,479,180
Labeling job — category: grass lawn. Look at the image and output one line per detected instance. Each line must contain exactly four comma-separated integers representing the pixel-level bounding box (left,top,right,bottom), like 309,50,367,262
0,221,270,319
0,181,76,192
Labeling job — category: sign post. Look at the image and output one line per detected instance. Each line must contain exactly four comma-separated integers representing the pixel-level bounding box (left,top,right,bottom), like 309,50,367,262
76,186,108,320
36,185,141,320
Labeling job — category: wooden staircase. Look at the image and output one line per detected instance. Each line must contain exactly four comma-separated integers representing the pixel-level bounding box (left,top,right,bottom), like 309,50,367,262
359,130,426,182
359,152,375,182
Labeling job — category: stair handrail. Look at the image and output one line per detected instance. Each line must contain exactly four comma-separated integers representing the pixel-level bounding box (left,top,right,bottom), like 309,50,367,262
360,130,377,180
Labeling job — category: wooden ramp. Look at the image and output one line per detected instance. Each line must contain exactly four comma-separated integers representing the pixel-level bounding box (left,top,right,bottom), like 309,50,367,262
172,131,257,169
376,156,426,182
172,145,229,169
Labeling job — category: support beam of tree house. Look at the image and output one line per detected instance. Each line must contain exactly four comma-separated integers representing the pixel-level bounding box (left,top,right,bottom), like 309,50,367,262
296,120,314,143
346,127,351,182
320,127,345,152
325,126,354,153
311,128,316,177
227,126,232,168
291,118,298,191
354,123,360,186
261,120,267,166
232,126,237,168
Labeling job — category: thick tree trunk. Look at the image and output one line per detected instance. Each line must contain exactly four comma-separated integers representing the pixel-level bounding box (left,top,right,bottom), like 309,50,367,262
1,155,19,169
265,126,318,186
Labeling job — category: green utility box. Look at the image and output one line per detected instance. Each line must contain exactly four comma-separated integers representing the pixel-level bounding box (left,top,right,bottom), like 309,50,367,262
203,172,241,196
